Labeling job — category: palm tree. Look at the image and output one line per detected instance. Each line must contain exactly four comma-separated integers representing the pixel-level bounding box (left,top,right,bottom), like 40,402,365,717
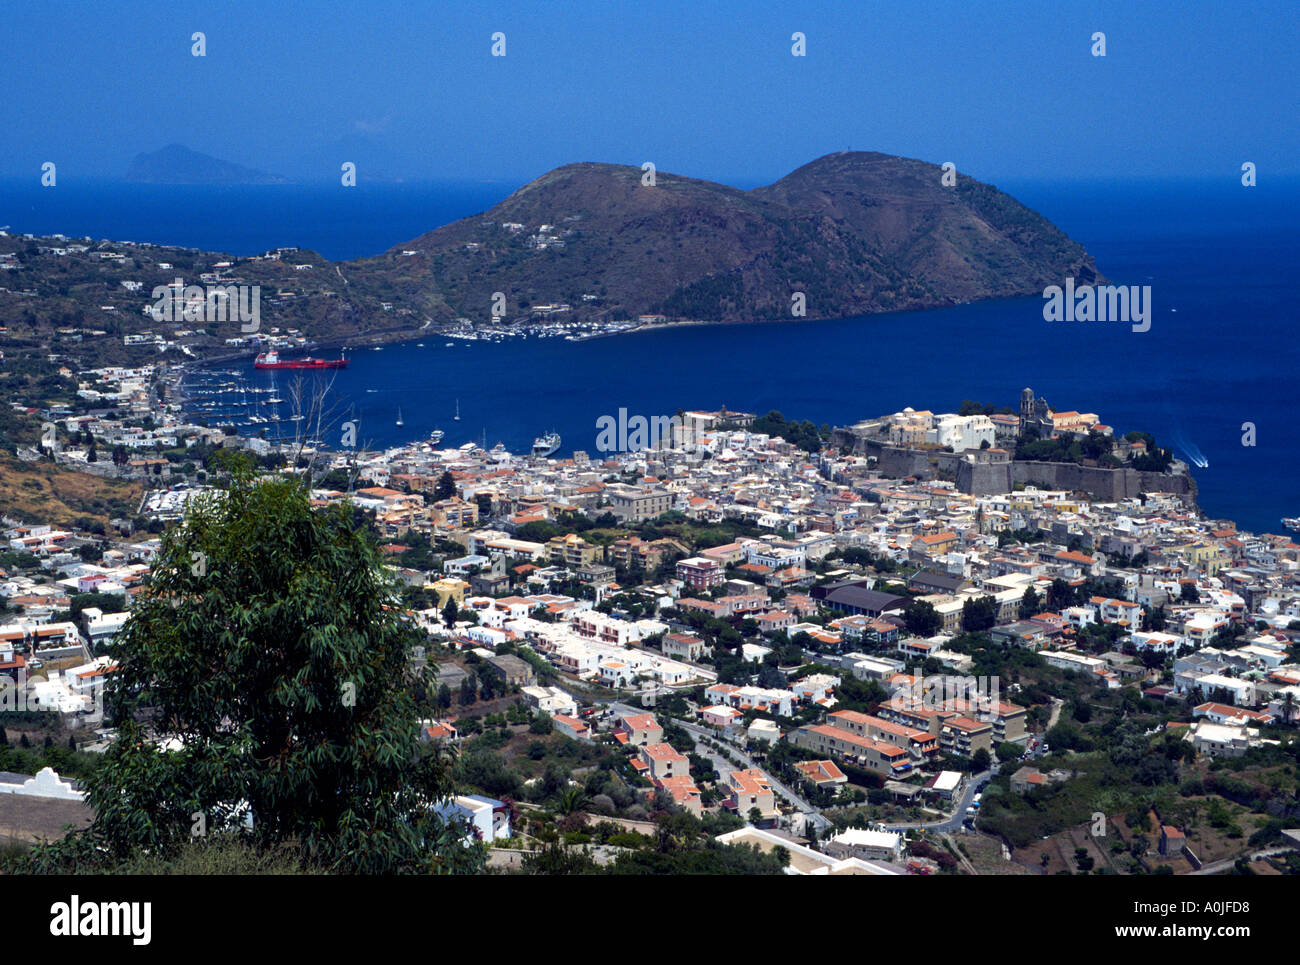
558,787,587,815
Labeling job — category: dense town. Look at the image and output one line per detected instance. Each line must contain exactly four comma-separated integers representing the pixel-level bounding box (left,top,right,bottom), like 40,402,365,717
3,366,1299,877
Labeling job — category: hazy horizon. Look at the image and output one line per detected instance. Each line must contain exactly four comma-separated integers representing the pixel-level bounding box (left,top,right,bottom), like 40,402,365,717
3,0,1297,186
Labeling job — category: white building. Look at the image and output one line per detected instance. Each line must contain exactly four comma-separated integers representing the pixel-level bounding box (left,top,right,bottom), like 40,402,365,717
1267,686,1300,724
1129,630,1186,655
1062,606,1097,629
927,414,995,452
1182,720,1268,758
0,767,84,801
747,718,782,745
824,827,905,862
1175,671,1256,707
708,684,795,717
84,609,131,647
434,794,511,843
715,827,905,875
1040,650,1106,675
791,673,840,704
520,685,577,717
461,625,507,648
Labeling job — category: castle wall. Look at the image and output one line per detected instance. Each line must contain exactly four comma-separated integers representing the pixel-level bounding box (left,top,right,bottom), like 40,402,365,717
832,430,1195,506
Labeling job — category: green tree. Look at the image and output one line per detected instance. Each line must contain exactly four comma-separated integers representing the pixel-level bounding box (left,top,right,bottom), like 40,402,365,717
43,472,481,874
995,741,1022,763
435,471,456,501
442,597,459,629
529,713,553,735
904,599,942,637
1046,578,1074,611
961,595,997,633
1142,605,1167,632
520,840,598,874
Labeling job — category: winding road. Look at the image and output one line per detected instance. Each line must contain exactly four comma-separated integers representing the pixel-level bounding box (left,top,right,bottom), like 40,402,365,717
596,696,829,832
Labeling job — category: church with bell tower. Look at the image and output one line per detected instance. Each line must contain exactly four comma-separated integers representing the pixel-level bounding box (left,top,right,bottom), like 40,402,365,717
1019,387,1055,439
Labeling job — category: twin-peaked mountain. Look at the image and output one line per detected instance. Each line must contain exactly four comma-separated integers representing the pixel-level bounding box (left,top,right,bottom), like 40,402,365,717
375,151,1103,324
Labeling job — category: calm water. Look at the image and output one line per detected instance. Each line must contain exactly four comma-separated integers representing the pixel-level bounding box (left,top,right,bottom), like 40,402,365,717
0,178,511,260
3,176,1297,534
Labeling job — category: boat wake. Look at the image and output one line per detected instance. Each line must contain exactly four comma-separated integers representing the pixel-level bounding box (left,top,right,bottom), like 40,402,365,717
1172,430,1209,469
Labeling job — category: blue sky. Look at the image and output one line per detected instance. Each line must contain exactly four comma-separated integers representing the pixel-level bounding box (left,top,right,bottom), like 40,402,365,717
3,0,1297,185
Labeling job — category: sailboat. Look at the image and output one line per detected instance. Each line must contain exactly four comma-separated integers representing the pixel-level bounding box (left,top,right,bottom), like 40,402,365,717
453,399,461,422
395,406,404,427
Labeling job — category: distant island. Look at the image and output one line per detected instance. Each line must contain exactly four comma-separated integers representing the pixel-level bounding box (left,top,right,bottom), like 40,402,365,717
1,151,1105,371
126,144,291,185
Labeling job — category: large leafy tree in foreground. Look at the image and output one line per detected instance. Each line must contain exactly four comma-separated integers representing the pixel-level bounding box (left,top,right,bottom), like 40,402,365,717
68,471,480,873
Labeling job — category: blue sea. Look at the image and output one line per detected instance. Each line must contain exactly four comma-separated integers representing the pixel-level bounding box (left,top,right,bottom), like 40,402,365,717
2,175,1297,534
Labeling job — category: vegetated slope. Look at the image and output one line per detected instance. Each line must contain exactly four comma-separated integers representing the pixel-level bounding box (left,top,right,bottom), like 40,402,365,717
0,456,143,528
371,151,1102,324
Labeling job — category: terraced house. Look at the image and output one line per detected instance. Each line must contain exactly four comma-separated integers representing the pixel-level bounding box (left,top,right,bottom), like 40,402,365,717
823,710,939,761
638,742,689,782
789,723,915,778
725,769,778,820
546,533,602,567
676,556,725,590
614,712,663,747
608,535,688,571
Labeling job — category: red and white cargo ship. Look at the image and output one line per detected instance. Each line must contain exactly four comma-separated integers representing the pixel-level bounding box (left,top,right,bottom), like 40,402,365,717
253,349,348,370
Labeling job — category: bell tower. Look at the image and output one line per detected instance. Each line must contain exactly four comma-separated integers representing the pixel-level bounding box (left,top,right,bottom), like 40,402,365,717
1019,388,1035,434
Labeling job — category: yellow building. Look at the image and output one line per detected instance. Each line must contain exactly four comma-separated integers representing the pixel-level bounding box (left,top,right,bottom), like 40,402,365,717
428,577,470,608
1174,541,1227,577
546,533,602,567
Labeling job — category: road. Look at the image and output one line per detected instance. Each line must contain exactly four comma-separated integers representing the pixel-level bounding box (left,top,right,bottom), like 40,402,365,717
881,766,995,833
570,686,1006,838
594,695,829,832
1046,697,1064,731
675,718,821,815
1190,846,1294,875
